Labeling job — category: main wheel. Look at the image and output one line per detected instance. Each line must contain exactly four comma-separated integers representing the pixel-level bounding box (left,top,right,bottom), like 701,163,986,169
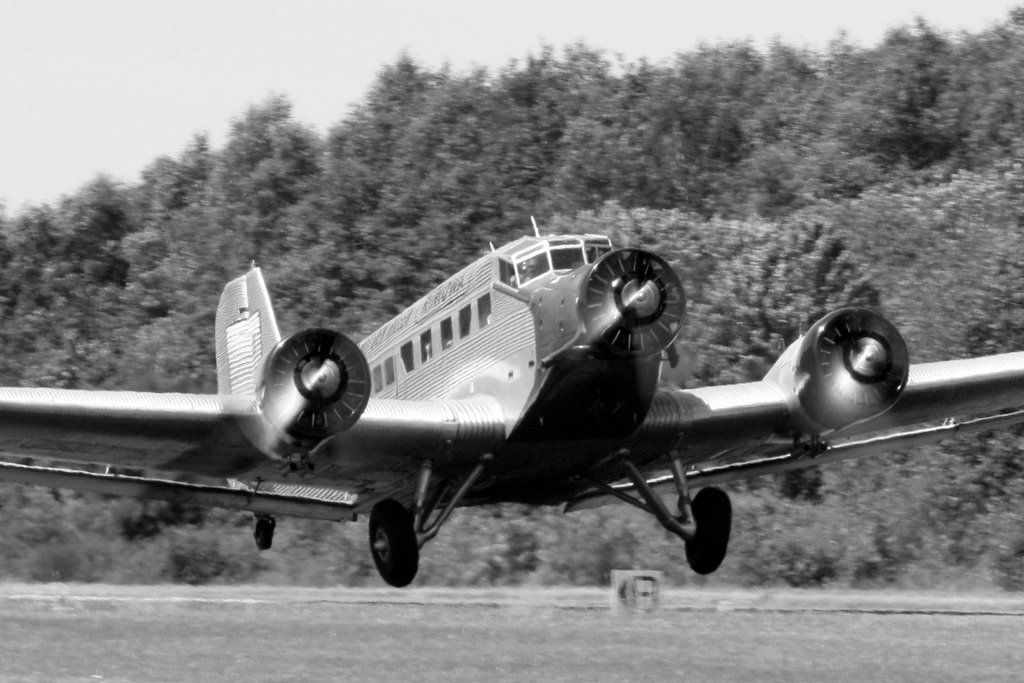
253,515,276,550
684,487,732,575
369,499,419,587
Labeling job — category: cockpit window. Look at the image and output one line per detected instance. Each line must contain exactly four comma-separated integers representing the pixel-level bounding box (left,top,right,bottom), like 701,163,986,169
516,251,550,284
499,236,614,289
499,258,517,287
585,241,612,263
550,245,585,270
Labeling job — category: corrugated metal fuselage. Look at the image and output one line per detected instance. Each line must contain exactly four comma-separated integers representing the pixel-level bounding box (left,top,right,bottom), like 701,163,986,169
358,250,538,429
357,244,667,503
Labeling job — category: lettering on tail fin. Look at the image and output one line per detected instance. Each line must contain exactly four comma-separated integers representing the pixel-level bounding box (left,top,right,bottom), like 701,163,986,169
215,267,282,396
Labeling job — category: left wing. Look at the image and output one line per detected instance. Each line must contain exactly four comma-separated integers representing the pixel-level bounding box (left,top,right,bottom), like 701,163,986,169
0,266,508,520
0,388,507,517
0,388,263,475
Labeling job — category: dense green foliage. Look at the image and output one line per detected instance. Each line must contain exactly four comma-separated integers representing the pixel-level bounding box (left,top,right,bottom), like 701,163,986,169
1,12,1024,588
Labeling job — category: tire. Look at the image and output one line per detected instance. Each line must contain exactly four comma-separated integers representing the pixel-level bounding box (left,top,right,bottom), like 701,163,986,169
253,516,276,550
369,499,419,587
684,487,732,575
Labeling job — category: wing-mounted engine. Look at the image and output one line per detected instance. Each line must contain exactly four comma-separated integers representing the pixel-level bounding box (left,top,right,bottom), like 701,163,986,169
257,328,371,453
767,308,909,434
579,249,686,357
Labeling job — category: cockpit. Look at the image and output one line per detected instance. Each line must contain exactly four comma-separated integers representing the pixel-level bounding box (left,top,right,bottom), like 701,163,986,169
496,235,614,290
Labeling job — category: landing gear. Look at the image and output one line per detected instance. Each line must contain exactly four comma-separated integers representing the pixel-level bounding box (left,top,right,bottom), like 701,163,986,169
684,487,732,575
368,454,492,588
588,453,733,576
369,500,419,588
253,514,276,550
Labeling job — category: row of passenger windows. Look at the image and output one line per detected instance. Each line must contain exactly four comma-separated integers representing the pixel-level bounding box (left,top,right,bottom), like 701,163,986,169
370,293,492,394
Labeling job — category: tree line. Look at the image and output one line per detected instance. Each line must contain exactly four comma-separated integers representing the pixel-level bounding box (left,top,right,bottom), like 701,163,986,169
0,10,1023,588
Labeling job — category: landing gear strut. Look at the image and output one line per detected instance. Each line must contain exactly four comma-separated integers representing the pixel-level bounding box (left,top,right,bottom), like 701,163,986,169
587,453,732,575
368,454,492,588
253,514,276,550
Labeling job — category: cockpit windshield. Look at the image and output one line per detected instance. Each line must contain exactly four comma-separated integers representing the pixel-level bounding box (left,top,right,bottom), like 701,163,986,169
549,241,586,270
584,240,612,263
499,235,614,289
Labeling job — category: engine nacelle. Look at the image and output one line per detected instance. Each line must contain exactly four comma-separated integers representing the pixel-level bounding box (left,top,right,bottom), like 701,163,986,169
257,328,371,448
767,308,909,434
579,249,686,357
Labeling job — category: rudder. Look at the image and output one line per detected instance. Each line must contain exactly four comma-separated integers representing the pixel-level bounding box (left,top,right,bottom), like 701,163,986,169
215,266,282,396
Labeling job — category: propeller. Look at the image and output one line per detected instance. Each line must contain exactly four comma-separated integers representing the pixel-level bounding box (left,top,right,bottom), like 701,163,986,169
579,249,686,356
259,328,371,445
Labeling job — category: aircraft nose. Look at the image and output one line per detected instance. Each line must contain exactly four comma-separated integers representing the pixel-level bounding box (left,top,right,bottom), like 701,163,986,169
579,248,686,356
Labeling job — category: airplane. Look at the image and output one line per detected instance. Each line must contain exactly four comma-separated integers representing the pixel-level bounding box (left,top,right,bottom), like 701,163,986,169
0,229,1023,587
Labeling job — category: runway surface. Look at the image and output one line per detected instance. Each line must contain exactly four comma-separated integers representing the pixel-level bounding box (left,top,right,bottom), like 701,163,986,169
1,584,1021,682
1,583,1023,615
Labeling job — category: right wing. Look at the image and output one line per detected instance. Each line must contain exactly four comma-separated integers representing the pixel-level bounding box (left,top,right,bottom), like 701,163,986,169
570,347,1024,512
645,350,1024,463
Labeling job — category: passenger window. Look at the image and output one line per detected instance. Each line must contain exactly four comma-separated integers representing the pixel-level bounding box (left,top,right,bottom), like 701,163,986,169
420,330,433,363
477,294,492,329
384,357,395,385
372,365,383,394
440,318,454,350
499,258,517,288
458,305,472,338
400,342,414,372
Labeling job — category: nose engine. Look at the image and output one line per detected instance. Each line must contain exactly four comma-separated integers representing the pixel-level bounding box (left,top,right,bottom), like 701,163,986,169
258,328,371,450
580,249,686,357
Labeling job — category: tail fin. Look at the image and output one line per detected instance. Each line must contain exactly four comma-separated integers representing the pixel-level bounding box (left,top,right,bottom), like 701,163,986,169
215,266,282,396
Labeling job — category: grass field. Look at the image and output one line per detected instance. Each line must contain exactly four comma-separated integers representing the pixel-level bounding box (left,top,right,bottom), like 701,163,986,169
0,585,1021,682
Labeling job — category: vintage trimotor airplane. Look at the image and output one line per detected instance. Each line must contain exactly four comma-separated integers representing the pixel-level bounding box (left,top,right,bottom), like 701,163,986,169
1,230,1023,587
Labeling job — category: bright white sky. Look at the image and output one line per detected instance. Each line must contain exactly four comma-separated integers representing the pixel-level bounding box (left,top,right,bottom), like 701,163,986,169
1,0,1020,213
